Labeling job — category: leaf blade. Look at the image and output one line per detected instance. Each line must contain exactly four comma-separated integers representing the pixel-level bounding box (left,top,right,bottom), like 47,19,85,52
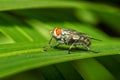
0,41,120,78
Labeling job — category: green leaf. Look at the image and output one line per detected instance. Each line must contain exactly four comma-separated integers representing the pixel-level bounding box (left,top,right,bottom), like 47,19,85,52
0,1,85,11
88,4,120,34
0,1,120,79
0,41,120,77
72,58,116,80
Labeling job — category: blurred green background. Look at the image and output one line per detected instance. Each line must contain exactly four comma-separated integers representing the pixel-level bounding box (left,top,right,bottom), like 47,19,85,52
0,0,120,80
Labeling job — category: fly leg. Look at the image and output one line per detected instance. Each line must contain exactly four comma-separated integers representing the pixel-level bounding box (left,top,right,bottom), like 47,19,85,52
83,44,90,51
83,44,99,53
43,36,53,51
82,43,92,51
49,36,53,47
68,42,76,54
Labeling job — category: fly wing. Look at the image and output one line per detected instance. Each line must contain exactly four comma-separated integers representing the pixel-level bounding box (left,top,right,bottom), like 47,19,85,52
70,30,102,41
63,28,101,41
79,32,101,41
90,37,102,41
63,29,87,40
80,33,101,41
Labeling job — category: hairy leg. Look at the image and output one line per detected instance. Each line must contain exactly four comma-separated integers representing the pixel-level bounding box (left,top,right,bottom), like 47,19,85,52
68,42,76,54
82,44,99,53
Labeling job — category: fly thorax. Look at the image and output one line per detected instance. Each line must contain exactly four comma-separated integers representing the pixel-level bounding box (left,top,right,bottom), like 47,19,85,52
72,35,80,40
53,34,62,39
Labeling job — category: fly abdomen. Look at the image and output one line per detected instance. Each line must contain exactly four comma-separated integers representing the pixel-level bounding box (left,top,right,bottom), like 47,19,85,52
79,36,91,46
84,38,91,46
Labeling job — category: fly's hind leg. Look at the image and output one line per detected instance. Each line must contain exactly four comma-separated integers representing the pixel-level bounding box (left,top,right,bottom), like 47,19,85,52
82,44,99,53
83,44,90,51
82,43,91,51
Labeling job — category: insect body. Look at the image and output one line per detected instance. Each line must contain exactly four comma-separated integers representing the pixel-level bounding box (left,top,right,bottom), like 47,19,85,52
49,27,101,54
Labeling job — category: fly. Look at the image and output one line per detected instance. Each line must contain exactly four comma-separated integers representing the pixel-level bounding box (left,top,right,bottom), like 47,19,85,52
49,27,101,54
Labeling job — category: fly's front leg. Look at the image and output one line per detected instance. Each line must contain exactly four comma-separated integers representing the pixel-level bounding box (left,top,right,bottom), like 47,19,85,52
49,36,54,48
43,36,53,51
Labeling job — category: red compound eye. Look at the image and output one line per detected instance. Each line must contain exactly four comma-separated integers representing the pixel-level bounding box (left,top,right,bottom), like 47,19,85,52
55,27,61,35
